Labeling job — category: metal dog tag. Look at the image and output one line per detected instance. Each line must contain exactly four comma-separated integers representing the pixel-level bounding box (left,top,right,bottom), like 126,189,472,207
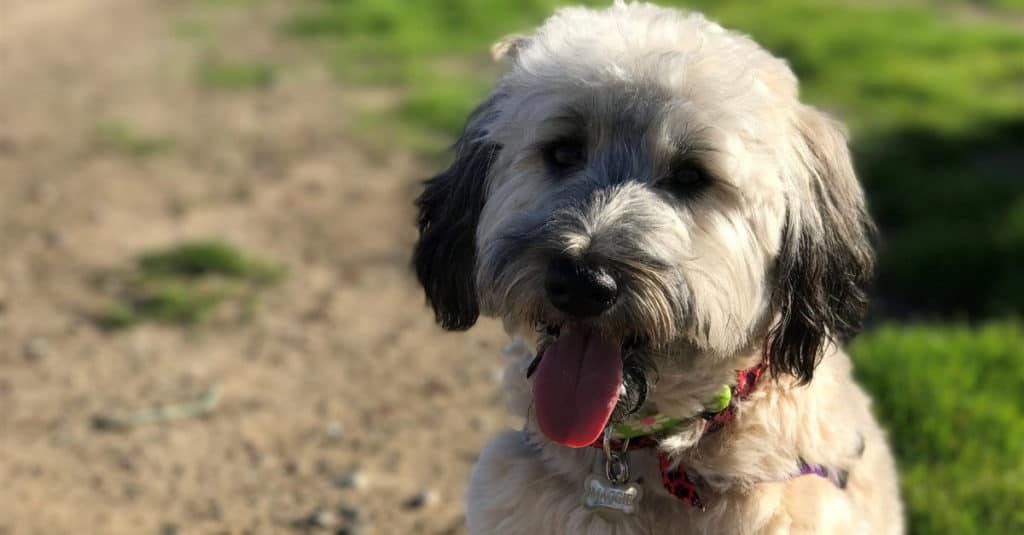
583,429,644,522
582,475,643,521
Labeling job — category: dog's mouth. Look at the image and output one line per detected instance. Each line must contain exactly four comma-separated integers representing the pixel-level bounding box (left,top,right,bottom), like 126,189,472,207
528,323,647,448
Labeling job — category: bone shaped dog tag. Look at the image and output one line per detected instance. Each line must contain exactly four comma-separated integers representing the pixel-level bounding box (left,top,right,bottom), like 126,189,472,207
582,475,644,521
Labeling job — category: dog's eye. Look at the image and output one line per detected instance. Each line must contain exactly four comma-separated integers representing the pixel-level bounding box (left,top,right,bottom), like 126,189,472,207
543,139,586,172
663,161,711,197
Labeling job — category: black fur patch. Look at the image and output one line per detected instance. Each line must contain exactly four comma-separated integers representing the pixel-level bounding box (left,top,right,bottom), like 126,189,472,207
766,112,876,384
413,100,502,330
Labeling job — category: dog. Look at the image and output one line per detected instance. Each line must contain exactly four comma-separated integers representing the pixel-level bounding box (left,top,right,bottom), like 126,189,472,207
413,2,903,533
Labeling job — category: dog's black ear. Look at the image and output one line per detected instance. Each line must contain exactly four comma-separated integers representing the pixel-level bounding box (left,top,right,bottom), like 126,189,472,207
767,106,875,383
413,99,502,330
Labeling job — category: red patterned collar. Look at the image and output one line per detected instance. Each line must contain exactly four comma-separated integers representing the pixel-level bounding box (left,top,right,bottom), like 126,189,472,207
588,360,767,510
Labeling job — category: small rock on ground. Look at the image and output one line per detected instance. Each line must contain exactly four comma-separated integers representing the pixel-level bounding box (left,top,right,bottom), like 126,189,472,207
404,489,439,510
23,336,50,361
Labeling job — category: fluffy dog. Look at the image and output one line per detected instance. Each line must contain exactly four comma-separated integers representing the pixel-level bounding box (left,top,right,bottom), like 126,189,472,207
413,2,903,533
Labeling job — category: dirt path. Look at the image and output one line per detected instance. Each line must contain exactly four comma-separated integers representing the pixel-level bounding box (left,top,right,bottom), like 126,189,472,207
0,1,509,533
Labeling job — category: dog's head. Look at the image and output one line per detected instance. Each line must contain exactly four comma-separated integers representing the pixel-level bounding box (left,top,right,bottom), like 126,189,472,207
414,3,873,447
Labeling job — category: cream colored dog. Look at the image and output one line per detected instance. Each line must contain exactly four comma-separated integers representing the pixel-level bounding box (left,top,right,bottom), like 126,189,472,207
413,2,904,533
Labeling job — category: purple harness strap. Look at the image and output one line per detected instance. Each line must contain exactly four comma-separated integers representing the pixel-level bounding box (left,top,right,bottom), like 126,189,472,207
797,460,849,490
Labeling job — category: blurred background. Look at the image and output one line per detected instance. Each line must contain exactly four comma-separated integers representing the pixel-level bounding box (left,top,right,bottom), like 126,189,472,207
0,0,1021,533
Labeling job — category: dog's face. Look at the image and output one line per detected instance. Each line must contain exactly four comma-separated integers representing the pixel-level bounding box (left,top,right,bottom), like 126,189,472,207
414,3,873,447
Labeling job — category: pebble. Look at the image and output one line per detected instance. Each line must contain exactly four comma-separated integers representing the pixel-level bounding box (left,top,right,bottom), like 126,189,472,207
310,510,339,528
335,506,366,535
332,468,368,490
314,459,332,475
43,229,62,246
123,482,143,500
284,460,299,475
338,505,361,523
23,336,50,361
294,508,344,530
187,499,223,522
404,489,439,510
324,422,344,443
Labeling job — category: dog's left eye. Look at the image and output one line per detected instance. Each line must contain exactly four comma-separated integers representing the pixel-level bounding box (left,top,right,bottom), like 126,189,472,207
543,139,586,172
663,161,711,197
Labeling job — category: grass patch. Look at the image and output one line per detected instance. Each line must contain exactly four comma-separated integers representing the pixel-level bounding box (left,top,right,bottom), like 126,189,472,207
95,121,174,158
137,241,283,282
282,0,553,144
198,57,276,90
852,322,1024,534
686,0,1024,136
99,241,284,330
928,0,1024,11
284,0,1024,137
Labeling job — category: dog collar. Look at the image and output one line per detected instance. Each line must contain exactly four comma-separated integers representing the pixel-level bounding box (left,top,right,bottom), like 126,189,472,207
607,383,733,440
588,361,767,509
587,360,840,510
600,359,766,445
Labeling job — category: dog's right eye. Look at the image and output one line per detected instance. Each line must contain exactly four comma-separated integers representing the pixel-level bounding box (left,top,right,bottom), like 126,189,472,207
662,160,712,199
543,139,586,173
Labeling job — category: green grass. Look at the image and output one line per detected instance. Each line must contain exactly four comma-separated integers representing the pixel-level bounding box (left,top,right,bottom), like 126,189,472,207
282,0,558,137
285,0,1023,135
852,322,1024,534
931,0,1024,11
198,57,276,90
284,0,1024,317
137,241,283,282
95,121,174,158
99,241,283,329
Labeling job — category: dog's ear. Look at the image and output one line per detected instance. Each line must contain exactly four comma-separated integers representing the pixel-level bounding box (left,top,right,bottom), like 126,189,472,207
767,106,875,383
413,97,502,331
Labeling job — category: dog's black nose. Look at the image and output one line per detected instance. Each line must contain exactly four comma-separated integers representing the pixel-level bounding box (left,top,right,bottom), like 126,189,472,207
545,256,618,318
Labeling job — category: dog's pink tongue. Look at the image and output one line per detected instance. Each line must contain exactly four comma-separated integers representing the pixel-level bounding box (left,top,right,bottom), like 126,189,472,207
532,327,623,448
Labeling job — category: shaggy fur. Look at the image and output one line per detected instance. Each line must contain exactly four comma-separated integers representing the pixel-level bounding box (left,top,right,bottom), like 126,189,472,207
414,2,903,533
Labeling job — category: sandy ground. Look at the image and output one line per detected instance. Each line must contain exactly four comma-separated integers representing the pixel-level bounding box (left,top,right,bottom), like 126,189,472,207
0,1,513,533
